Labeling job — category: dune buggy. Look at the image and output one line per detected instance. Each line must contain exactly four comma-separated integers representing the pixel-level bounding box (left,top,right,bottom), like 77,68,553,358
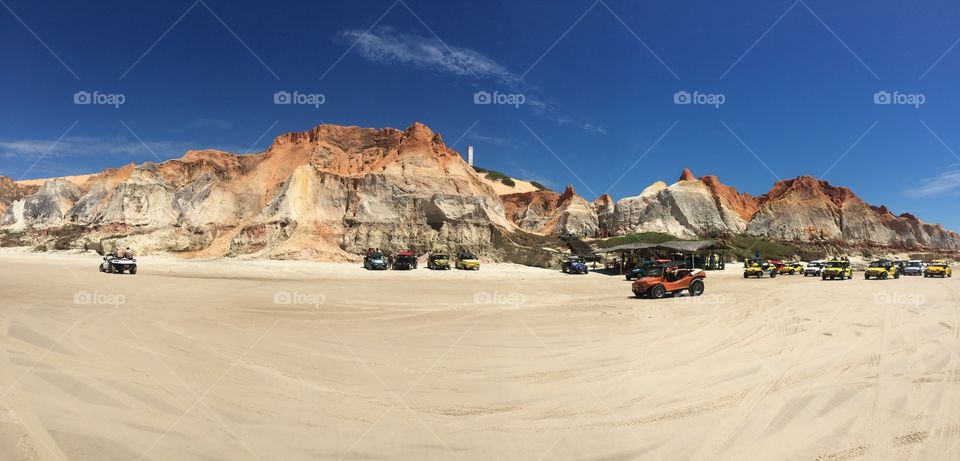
632,264,706,299
903,260,924,276
778,262,803,275
864,260,900,280
456,251,480,270
392,251,418,270
427,253,450,270
803,261,826,277
100,255,137,275
744,261,776,278
925,260,953,278
822,260,852,280
561,255,588,274
625,259,670,280
363,252,388,270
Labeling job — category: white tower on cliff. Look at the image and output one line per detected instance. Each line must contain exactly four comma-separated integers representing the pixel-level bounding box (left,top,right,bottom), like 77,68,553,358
467,146,474,166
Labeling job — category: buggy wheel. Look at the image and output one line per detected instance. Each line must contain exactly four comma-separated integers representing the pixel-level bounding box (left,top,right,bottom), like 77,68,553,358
689,279,705,297
130,266,137,275
649,285,666,299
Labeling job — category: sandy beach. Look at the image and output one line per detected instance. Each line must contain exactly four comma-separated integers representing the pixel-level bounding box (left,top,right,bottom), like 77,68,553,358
0,249,958,460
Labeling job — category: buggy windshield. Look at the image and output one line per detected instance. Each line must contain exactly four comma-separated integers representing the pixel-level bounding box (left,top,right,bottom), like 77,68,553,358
644,266,664,277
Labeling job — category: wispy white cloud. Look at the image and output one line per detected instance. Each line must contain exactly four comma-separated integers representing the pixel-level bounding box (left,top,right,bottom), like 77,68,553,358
341,27,521,87
183,119,233,131
556,117,606,135
906,167,960,197
467,133,517,148
339,28,604,134
0,136,250,160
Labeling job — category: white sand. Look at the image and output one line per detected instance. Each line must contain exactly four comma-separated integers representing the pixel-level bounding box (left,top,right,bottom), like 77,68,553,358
478,175,540,195
0,250,958,460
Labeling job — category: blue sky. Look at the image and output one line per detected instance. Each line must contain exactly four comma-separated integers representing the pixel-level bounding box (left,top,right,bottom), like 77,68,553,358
2,0,959,229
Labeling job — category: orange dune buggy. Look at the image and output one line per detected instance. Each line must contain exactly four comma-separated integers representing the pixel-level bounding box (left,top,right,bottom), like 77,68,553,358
632,264,706,299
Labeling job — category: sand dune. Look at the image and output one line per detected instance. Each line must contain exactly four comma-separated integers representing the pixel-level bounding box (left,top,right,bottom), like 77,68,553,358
0,250,958,460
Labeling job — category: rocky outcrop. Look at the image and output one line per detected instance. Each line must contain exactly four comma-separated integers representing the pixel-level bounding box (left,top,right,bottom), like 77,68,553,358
610,170,959,250
2,123,514,260
746,176,960,249
611,170,752,237
5,132,960,257
501,185,601,237
593,194,615,234
0,176,23,215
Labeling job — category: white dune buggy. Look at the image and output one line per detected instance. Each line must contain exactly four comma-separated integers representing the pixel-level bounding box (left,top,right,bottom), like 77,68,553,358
100,255,137,275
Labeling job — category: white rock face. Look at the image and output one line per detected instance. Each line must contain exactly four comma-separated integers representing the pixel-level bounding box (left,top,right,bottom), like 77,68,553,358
610,171,960,250
612,179,746,237
0,123,515,260
2,179,80,229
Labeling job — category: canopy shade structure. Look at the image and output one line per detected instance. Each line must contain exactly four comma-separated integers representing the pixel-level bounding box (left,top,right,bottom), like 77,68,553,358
596,242,659,253
597,239,731,273
597,239,732,254
657,239,733,253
